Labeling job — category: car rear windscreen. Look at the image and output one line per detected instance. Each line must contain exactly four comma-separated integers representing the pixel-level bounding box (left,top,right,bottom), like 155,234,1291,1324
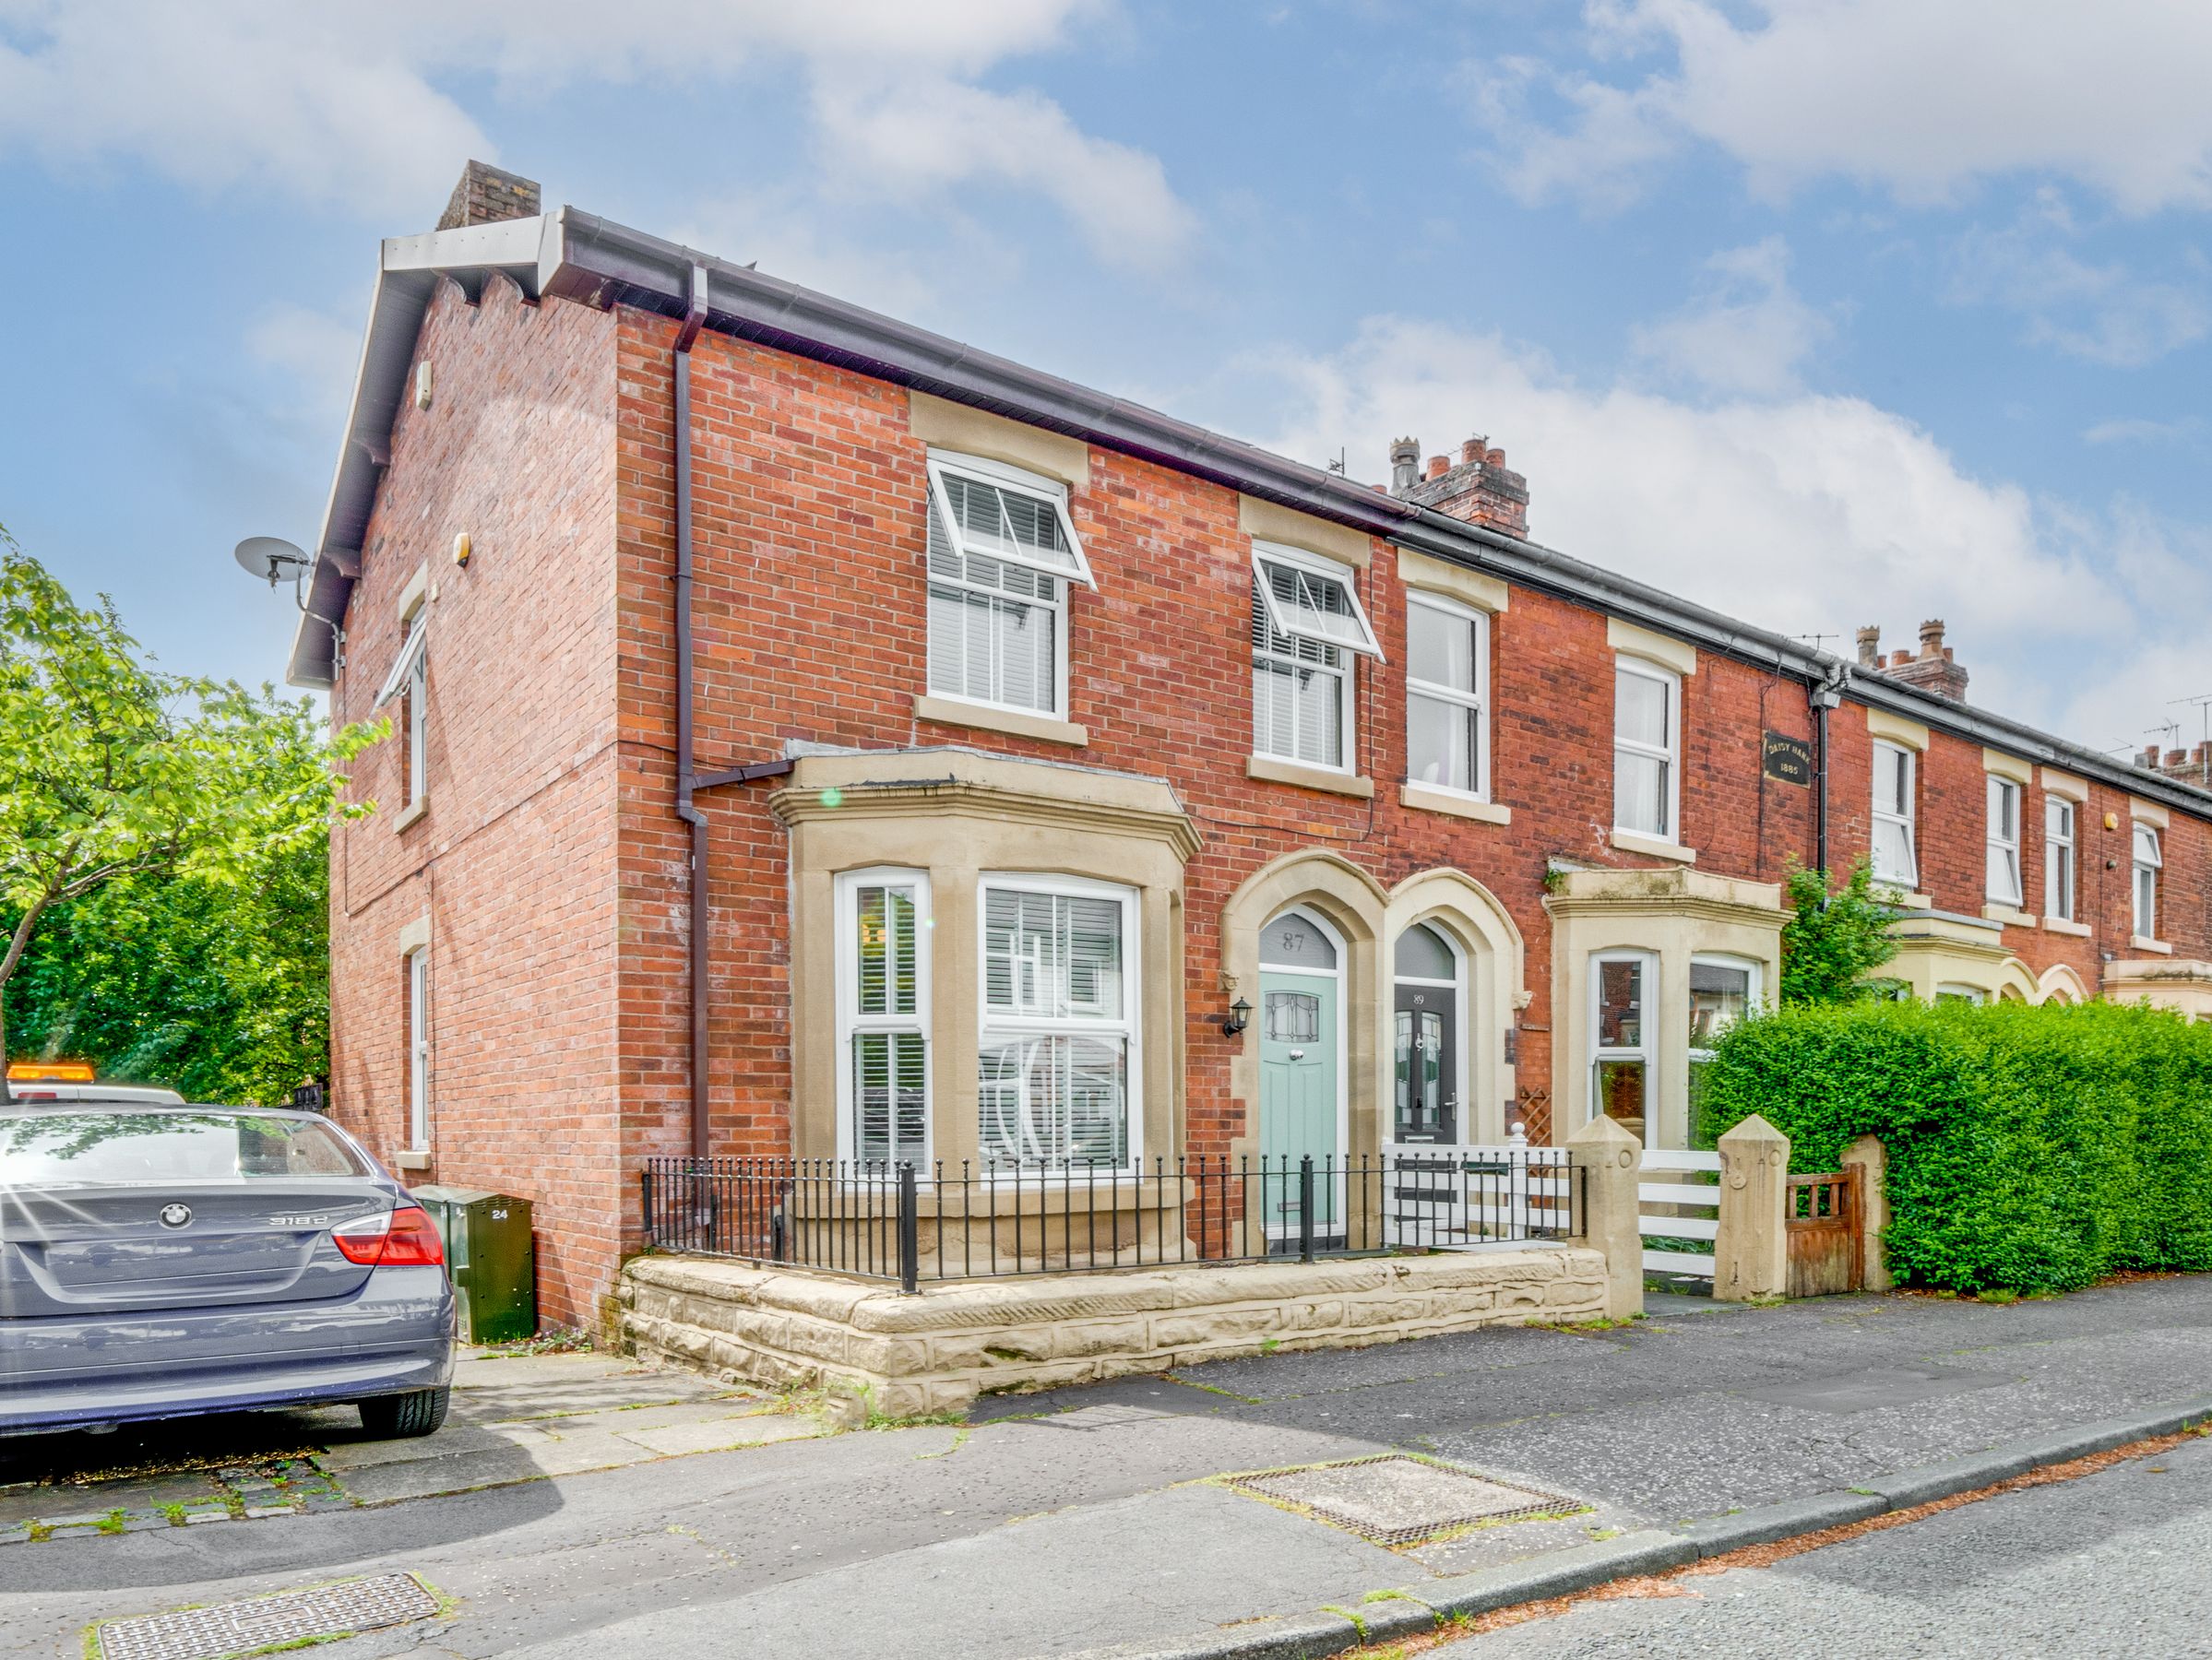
0,1113,369,1184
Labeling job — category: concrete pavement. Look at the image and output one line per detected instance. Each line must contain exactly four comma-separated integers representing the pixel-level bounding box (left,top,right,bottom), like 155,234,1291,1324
6,1275,2211,1658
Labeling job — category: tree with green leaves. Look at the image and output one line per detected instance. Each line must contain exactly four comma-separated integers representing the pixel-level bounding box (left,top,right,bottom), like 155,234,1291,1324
1778,858,1902,1005
0,528,379,1104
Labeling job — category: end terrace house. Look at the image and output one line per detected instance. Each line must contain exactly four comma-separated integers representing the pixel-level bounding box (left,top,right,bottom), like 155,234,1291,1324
290,165,2212,1328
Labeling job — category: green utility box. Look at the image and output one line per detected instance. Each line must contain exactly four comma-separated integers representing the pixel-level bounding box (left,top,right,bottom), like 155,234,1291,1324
410,1186,536,1345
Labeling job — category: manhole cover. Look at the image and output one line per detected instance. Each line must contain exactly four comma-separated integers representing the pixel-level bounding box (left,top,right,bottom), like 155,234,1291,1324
97,1572,439,1660
1225,1455,1588,1545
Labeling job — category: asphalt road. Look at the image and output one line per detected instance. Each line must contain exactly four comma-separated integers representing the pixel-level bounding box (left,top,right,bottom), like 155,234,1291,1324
1450,1429,2212,1658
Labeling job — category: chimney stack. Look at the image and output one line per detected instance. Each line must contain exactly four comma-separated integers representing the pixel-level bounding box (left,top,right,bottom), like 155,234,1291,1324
1867,618,1970,702
1393,428,1531,539
438,160,541,231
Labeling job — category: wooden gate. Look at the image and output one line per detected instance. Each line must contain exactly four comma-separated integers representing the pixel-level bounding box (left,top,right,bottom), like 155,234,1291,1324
1786,1169,1861,1297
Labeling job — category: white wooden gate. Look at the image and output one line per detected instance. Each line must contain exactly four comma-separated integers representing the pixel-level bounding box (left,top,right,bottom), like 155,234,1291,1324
1640,1148,1720,1278
1380,1139,1576,1249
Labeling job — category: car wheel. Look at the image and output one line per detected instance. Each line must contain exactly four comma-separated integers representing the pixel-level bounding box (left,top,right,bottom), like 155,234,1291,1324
359,1386,450,1439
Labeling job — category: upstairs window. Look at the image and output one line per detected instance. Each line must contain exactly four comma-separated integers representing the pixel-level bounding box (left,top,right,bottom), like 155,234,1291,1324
2045,798,2075,922
1986,777,2023,907
2134,824,2162,940
1612,660,1679,839
979,877,1138,1171
837,871,931,1167
1871,741,1918,887
1251,544,1380,772
374,608,429,813
1405,593,1488,799
925,453,1089,717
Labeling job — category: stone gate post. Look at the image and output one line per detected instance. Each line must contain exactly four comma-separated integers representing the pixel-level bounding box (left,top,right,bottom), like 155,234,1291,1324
1715,1114,1790,1302
1567,1115,1643,1320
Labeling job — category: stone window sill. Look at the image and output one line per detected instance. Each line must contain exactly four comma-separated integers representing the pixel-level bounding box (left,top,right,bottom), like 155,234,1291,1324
1247,755,1375,799
393,1149,432,1171
2132,935,2173,955
1610,827,1697,865
2042,916,2091,938
393,796,429,834
914,694,1087,748
1400,782,1512,825
1981,903,2036,928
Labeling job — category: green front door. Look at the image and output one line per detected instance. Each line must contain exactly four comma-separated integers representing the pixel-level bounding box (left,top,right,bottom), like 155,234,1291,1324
1259,968,1340,1243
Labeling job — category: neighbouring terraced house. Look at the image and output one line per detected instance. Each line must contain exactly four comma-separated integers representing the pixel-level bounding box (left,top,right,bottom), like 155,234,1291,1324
288,164,2212,1329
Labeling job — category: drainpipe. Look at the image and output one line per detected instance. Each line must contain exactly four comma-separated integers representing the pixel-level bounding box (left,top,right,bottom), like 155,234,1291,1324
1810,659,1848,876
672,265,709,1161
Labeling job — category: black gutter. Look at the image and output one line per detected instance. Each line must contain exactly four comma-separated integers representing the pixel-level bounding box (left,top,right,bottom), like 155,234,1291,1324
672,264,709,1161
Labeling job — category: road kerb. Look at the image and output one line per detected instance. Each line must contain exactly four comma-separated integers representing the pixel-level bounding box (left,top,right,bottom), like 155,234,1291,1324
1063,1392,2212,1660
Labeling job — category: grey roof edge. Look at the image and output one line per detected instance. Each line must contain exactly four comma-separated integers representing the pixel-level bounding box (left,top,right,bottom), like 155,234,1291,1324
285,207,2212,823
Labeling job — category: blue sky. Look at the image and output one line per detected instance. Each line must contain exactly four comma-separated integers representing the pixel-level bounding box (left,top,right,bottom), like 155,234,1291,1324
1,1,2206,754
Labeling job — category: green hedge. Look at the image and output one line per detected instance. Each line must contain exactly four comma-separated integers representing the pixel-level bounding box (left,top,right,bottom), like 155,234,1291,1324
1700,1000,2212,1292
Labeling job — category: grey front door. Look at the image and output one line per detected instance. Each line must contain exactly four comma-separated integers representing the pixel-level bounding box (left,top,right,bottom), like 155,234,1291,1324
1393,981,1457,1143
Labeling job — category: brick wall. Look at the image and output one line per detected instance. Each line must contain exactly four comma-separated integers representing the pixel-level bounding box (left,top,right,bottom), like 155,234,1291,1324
328,275,622,1327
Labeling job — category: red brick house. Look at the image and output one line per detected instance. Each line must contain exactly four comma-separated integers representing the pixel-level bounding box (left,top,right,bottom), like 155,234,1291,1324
290,166,2212,1328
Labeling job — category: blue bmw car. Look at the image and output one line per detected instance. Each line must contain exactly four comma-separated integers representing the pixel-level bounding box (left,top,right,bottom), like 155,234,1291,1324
0,1097,455,1439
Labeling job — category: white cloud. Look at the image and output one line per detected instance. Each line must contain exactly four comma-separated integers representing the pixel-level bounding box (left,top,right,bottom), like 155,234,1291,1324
1477,1,2212,215
1629,236,1833,396
1235,314,2209,741
245,304,361,429
0,1,1189,266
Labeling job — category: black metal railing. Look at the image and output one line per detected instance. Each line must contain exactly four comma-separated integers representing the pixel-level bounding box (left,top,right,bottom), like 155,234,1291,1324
641,1149,1581,1291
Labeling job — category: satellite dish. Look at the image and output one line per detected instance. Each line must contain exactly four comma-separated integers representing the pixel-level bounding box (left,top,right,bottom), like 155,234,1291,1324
234,536,312,585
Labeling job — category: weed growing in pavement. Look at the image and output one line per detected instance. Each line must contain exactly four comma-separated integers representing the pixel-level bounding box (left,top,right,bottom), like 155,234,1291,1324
94,1510,126,1536
25,1522,54,1543
472,1326,595,1358
158,1502,189,1527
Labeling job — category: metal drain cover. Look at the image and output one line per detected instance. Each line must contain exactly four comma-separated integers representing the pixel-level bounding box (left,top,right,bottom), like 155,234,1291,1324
97,1573,439,1660
1227,1455,1588,1545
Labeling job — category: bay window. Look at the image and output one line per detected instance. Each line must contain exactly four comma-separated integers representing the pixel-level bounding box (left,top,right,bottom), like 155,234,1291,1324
926,451,1090,718
1612,660,1679,839
1687,957,1755,1151
2045,798,2075,922
1986,777,2023,907
1405,593,1488,799
979,876,1139,1170
1590,951,1656,1144
1251,543,1381,772
1872,741,1918,886
836,870,931,1166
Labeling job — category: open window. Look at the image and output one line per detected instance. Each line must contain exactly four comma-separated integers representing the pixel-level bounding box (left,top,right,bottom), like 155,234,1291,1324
374,611,429,815
925,452,1093,587
1251,544,1383,659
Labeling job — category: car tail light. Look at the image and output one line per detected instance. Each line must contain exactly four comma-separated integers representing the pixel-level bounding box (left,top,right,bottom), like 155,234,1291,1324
332,1206,446,1268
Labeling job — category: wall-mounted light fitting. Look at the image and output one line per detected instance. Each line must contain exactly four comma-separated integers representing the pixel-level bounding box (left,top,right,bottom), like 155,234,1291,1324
1219,996,1252,1038
453,531,471,568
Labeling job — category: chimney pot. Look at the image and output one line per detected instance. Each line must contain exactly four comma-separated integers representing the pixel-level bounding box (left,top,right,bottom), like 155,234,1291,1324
1855,625,1880,667
1424,455,1450,480
1460,438,1483,466
1388,437,1421,496
1918,618,1945,649
1485,447,1505,468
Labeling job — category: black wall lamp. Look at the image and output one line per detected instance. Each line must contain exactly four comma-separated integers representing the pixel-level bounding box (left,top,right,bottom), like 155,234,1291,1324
1219,997,1252,1038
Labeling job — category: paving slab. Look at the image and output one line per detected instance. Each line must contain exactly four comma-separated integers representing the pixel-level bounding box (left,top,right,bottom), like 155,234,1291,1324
612,1416,827,1457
